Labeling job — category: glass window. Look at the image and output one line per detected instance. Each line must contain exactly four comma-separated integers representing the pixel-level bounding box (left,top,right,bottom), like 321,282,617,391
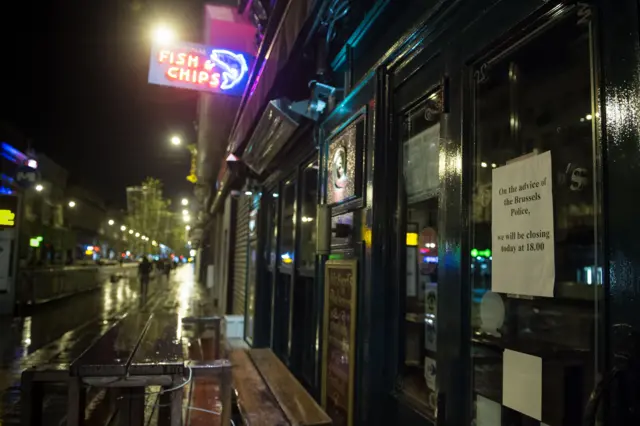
299,160,318,271
280,181,296,266
268,191,279,267
470,17,600,425
291,158,319,385
397,90,441,418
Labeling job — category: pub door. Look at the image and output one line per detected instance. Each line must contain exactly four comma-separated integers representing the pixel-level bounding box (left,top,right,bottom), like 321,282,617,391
451,0,636,424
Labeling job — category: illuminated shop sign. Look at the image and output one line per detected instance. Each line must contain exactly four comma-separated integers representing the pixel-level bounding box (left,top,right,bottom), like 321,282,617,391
0,209,15,227
0,195,18,228
1,142,29,165
148,41,252,96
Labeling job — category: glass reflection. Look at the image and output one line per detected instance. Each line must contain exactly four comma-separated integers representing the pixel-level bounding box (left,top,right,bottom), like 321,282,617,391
470,17,600,425
398,90,441,419
299,160,318,270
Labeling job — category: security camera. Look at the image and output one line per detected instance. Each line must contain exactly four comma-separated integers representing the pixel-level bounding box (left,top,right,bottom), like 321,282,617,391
289,81,339,121
309,81,337,99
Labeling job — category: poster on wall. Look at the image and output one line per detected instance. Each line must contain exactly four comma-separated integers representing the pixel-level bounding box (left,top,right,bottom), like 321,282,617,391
327,117,363,206
322,259,358,426
491,151,555,298
404,123,440,203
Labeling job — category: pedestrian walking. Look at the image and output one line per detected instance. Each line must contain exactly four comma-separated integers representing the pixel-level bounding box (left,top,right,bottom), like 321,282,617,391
163,258,171,279
138,256,152,305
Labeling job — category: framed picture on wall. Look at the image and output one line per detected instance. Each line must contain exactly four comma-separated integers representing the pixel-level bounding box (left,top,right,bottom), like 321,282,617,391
325,108,367,211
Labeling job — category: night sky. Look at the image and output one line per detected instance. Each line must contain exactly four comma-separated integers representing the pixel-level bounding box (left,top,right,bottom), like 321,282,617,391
0,0,211,207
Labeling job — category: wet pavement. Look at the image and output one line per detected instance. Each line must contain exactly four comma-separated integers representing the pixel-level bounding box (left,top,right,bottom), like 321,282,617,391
0,265,221,426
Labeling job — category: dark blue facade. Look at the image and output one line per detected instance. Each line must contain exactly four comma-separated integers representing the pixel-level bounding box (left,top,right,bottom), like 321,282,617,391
222,0,640,425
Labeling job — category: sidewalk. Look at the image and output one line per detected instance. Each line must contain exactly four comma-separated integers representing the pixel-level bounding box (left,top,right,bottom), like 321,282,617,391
0,266,222,425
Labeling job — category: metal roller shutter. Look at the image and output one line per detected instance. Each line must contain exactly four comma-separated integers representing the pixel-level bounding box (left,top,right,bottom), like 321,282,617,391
232,196,250,315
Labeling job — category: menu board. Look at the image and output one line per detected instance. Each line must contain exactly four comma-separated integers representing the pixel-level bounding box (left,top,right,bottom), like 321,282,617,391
322,259,358,426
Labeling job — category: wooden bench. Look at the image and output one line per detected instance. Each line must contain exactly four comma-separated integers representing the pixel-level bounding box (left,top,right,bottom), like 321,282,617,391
229,349,289,426
230,348,332,426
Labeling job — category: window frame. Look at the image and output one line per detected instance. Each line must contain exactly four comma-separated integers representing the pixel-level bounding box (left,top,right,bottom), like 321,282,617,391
392,85,444,419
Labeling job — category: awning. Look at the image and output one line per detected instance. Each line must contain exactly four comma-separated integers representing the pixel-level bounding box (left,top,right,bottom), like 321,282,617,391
241,98,301,175
227,0,317,154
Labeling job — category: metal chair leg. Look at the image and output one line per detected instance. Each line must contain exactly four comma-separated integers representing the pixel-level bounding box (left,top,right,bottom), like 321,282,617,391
21,369,44,426
118,387,145,426
158,388,172,426
220,366,232,426
67,377,86,426
169,376,184,426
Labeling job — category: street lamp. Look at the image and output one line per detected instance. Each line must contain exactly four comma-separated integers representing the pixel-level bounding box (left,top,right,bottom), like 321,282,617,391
135,232,140,237
129,230,134,235
68,200,76,208
108,219,115,226
152,25,176,44
181,198,188,206
183,215,191,223
121,225,127,231
171,136,182,146
182,209,189,216
35,184,44,192
185,225,191,231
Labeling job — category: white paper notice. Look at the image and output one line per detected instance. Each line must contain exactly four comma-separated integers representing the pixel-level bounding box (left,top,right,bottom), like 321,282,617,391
476,395,501,426
406,247,417,297
502,349,542,421
491,151,555,297
423,356,436,391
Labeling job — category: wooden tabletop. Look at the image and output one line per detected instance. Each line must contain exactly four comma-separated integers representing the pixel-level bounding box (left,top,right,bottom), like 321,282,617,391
129,313,184,376
71,313,152,377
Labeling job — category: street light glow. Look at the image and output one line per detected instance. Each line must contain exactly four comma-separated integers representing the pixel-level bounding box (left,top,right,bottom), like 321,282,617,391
135,232,140,237
35,184,44,192
121,225,127,231
170,135,182,146
129,230,134,234
153,25,176,44
182,209,189,216
183,215,191,223
68,201,76,208
185,225,191,231
181,198,188,206
108,219,115,226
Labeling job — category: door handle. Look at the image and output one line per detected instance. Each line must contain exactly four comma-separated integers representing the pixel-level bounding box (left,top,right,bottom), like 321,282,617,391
582,366,623,426
583,323,640,426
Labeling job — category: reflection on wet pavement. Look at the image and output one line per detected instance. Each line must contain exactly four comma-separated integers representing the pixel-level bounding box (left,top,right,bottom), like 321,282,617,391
0,265,218,425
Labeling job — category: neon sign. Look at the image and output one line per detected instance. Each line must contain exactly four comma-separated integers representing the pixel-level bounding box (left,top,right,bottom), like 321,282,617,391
0,209,15,227
148,41,252,96
1,142,28,165
0,195,18,228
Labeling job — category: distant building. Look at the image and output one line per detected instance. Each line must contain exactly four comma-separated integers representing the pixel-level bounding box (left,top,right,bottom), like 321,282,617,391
20,153,72,265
